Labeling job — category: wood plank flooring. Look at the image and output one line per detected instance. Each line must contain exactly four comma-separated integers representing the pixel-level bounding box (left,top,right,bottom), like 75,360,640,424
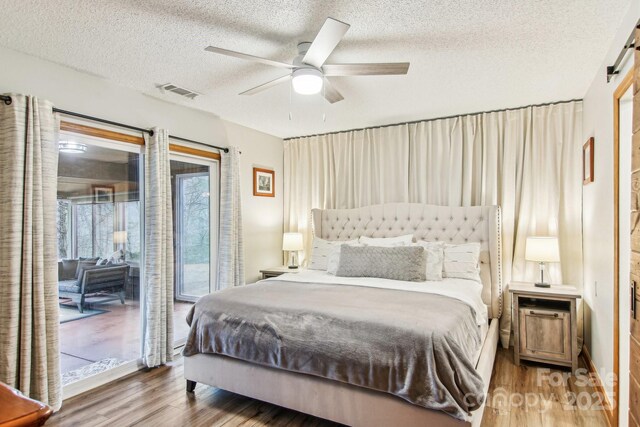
48,348,609,427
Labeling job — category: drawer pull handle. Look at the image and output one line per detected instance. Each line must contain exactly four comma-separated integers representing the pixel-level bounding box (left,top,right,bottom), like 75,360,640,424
529,311,559,318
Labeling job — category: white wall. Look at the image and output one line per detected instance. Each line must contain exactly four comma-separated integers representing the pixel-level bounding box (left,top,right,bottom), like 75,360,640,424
224,121,284,282
0,45,283,283
582,3,639,420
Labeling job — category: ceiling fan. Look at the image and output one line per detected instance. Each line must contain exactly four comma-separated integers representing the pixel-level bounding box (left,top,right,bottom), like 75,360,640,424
205,17,410,104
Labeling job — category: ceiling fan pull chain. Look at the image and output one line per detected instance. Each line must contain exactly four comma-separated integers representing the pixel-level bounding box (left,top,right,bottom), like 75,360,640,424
322,77,327,123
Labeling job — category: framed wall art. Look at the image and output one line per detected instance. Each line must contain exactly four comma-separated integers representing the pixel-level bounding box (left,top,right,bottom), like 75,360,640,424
253,167,275,197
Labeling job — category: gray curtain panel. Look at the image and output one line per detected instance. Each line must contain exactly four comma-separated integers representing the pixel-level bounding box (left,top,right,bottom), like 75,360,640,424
0,94,62,409
217,147,244,290
143,128,174,367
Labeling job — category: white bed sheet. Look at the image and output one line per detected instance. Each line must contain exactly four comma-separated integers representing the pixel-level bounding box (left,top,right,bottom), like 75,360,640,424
263,269,488,326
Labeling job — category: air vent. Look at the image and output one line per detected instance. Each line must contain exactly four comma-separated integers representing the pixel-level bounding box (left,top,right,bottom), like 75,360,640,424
158,83,201,99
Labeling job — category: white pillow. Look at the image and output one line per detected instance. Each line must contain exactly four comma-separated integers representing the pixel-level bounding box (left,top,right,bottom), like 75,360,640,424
443,242,482,283
327,242,363,275
308,237,358,270
359,234,414,247
413,241,445,281
108,249,124,263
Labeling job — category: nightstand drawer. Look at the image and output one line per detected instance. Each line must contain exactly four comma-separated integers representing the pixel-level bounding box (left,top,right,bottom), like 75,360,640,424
519,307,571,362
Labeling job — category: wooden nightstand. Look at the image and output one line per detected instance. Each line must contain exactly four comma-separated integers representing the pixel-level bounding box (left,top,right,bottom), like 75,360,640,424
510,281,581,372
259,266,300,280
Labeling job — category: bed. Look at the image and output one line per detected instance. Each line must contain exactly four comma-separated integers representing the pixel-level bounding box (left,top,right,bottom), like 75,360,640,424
184,203,503,427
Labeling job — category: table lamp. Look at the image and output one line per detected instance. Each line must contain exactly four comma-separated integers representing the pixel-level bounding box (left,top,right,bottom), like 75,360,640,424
525,236,560,288
283,232,304,269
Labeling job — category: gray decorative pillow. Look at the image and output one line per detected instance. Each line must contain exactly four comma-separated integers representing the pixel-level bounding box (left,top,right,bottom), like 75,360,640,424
327,242,363,274
335,245,426,282
414,240,445,281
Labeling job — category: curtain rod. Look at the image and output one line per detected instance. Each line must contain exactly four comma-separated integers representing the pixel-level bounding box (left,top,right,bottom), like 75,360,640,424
606,19,640,83
0,95,230,153
285,98,583,140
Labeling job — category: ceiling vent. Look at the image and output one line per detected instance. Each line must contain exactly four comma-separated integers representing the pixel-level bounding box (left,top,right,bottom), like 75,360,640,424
158,83,201,99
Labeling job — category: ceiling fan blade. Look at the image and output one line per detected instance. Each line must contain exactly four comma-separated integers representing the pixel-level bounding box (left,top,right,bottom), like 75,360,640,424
323,63,410,76
239,74,291,96
322,78,344,104
205,46,294,69
302,18,350,68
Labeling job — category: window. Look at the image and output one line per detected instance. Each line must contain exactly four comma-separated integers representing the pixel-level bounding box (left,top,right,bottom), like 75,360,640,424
123,202,140,262
56,200,72,259
71,203,115,259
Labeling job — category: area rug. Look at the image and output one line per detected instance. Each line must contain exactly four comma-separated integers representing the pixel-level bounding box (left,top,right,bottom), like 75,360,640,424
59,304,108,324
62,358,127,386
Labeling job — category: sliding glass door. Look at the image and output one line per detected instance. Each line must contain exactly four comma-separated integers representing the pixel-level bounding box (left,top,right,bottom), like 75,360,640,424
175,171,211,300
56,136,143,382
170,155,218,342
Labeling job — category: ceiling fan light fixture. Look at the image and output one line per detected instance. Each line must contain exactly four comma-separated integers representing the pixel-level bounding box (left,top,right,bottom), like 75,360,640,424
58,141,87,154
291,68,323,95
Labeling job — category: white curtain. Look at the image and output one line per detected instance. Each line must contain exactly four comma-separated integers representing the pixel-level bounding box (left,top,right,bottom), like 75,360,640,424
217,147,244,290
284,101,584,348
143,128,174,367
284,125,411,259
0,94,62,409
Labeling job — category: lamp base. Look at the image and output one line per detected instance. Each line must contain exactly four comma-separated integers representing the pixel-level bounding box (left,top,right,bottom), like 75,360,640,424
287,251,299,270
534,282,551,288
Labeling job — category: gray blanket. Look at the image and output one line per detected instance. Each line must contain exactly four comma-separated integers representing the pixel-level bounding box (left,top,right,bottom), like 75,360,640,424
184,280,485,420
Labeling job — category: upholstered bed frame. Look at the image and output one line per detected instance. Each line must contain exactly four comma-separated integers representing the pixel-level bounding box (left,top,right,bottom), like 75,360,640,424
184,203,503,427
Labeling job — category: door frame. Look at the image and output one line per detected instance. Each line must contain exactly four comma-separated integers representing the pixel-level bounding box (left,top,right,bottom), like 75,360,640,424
58,121,147,397
614,68,635,427
57,120,223,396
169,153,220,302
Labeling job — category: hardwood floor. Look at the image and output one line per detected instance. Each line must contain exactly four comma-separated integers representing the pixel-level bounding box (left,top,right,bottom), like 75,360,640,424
60,299,193,374
49,347,609,427
482,348,608,426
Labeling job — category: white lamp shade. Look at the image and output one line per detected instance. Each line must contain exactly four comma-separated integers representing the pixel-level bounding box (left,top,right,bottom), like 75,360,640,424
113,231,127,244
283,233,304,251
525,237,560,263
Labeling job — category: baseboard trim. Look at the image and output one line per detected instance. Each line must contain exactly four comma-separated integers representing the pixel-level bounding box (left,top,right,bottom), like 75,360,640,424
581,345,615,427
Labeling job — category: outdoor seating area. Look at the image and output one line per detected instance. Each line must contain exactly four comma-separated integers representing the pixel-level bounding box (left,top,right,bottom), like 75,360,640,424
58,258,130,312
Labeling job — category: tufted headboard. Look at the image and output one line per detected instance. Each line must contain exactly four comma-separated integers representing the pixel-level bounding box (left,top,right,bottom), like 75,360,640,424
311,203,503,319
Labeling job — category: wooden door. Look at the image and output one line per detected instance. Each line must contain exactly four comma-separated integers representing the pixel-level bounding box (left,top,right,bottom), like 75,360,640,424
631,31,640,427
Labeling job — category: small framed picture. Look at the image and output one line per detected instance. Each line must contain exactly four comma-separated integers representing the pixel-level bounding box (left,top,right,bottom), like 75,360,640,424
253,167,275,197
583,137,594,185
92,185,115,203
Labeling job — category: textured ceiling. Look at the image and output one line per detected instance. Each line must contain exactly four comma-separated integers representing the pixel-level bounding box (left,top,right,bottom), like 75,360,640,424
0,0,631,138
